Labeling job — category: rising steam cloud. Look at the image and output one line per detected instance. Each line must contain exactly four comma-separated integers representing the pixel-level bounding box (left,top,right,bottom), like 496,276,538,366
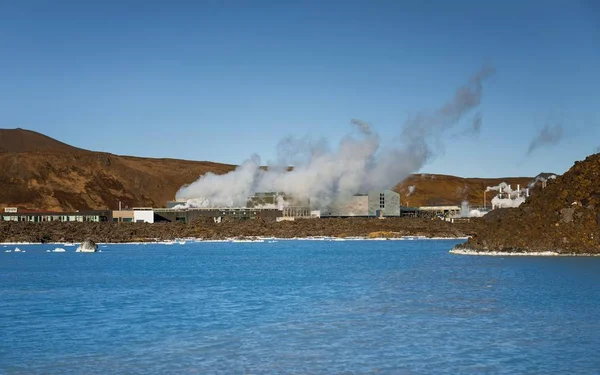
176,66,495,209
527,123,564,155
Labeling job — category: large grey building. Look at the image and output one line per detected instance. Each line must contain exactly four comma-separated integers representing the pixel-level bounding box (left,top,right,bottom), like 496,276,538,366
321,189,400,217
368,189,400,216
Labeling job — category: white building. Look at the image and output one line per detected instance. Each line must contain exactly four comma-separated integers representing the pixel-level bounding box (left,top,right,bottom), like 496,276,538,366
133,207,154,223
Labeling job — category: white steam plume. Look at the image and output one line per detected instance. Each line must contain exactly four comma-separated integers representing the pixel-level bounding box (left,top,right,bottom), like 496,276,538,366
407,185,415,197
176,66,495,209
492,196,526,209
485,182,529,209
459,201,486,218
527,123,564,155
528,174,557,188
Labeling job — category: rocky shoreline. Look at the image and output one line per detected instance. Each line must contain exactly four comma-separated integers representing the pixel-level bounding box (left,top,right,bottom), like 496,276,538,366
449,248,600,257
0,217,475,244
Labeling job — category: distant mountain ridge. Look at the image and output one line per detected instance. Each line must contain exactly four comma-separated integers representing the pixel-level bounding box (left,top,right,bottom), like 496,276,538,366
0,128,538,211
0,128,85,154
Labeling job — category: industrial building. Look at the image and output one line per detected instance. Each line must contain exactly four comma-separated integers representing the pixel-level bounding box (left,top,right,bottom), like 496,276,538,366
417,205,461,217
282,206,312,219
1,208,112,222
112,210,134,223
322,190,401,217
368,190,401,216
133,207,155,223
153,207,282,223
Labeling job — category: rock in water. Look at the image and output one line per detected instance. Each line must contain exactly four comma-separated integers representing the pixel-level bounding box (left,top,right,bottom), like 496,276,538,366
76,239,98,252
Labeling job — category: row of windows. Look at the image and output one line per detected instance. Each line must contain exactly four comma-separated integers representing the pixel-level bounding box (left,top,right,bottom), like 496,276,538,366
113,218,133,223
1,215,105,222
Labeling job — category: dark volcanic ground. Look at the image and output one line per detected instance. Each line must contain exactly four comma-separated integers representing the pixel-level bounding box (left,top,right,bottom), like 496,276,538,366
458,153,600,254
0,217,475,243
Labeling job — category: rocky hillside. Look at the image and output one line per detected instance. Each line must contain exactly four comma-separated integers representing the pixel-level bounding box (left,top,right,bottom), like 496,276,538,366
0,128,537,211
0,129,236,211
457,153,600,254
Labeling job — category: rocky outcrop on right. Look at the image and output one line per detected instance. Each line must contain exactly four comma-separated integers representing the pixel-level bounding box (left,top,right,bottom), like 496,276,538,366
457,153,600,254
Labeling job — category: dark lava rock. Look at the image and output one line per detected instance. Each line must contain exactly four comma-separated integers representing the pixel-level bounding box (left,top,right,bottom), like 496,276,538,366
76,239,98,252
0,217,474,243
457,152,600,254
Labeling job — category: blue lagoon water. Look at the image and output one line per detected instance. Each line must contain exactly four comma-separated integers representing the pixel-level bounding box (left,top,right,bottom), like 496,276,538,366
1,240,599,374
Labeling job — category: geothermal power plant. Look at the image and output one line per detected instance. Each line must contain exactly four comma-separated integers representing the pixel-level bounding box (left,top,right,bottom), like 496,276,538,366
0,174,556,224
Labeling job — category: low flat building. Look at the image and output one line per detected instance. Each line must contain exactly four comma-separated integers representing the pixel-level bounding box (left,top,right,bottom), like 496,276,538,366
133,207,155,223
153,208,282,223
399,206,420,217
282,206,312,219
112,210,134,223
0,209,112,223
418,205,461,217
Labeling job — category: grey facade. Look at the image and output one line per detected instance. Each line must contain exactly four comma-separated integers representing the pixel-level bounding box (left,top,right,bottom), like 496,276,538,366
322,195,369,217
368,189,400,216
321,190,400,217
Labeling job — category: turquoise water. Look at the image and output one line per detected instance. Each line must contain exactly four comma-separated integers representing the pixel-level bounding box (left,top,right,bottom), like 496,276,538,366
1,239,599,374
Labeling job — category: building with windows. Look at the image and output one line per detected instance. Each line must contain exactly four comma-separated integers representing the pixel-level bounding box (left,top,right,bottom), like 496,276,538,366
153,207,282,223
368,189,400,216
321,190,401,217
0,209,112,222
112,210,134,223
417,205,461,217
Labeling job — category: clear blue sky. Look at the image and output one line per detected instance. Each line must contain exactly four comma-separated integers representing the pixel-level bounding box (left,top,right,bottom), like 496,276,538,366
1,1,598,177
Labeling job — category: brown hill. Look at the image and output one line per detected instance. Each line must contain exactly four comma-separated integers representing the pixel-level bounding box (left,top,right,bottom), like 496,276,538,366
0,128,84,154
0,129,236,211
458,153,600,254
394,174,534,207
